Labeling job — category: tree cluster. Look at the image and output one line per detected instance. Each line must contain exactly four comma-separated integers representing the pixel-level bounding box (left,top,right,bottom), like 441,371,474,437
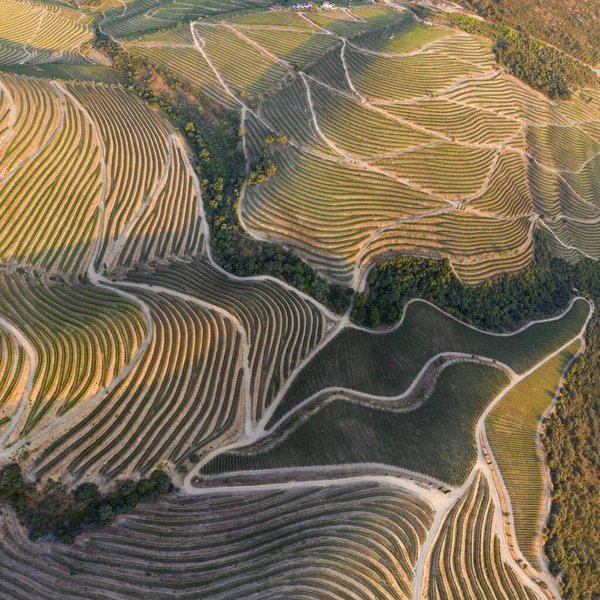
544,314,600,599
461,0,600,66
446,14,599,99
352,234,576,330
0,464,172,543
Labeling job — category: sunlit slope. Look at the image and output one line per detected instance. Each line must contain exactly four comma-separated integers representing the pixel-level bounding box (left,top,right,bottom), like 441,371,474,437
487,340,581,569
0,483,433,599
127,258,328,423
0,0,92,64
0,75,202,275
125,6,600,287
34,287,246,481
0,273,147,440
25,257,327,481
99,0,268,40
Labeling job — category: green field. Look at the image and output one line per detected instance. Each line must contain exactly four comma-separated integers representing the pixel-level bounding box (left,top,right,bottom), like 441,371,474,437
203,362,510,485
487,340,581,569
271,298,589,426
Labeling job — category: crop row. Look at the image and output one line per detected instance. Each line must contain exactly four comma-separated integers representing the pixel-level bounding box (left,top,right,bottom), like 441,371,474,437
350,11,451,54
344,45,489,102
204,361,509,485
0,482,433,598
451,235,535,285
35,289,244,481
442,75,580,125
309,78,437,158
127,257,327,422
0,86,103,274
241,27,337,65
194,24,289,96
469,152,532,217
109,140,204,269
428,471,539,600
371,143,497,197
527,124,600,173
378,98,521,146
0,274,147,439
0,0,91,53
308,6,406,40
272,298,589,427
0,326,25,412
258,80,337,157
427,34,496,70
242,139,443,283
357,211,533,286
0,75,62,177
0,75,206,275
486,340,581,568
64,82,179,271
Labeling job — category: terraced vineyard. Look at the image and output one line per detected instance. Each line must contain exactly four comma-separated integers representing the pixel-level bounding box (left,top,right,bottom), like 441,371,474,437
0,273,147,439
121,4,600,286
0,74,202,275
0,483,433,599
0,2,598,598
99,0,268,39
427,471,539,600
126,258,328,423
486,340,582,569
0,0,92,64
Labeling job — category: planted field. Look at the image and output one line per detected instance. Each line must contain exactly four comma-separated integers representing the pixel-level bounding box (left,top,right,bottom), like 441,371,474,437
350,13,451,54
0,64,127,84
0,77,102,273
108,139,204,269
0,75,202,275
126,257,327,422
35,289,244,481
99,0,262,39
308,78,438,158
242,138,445,283
194,24,289,96
344,45,488,102
203,362,509,485
307,6,409,39
428,471,539,600
116,6,600,285
0,0,92,63
0,483,433,599
487,340,581,568
272,298,589,426
371,143,497,197
0,326,26,412
379,99,521,146
240,28,338,65
0,274,147,438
